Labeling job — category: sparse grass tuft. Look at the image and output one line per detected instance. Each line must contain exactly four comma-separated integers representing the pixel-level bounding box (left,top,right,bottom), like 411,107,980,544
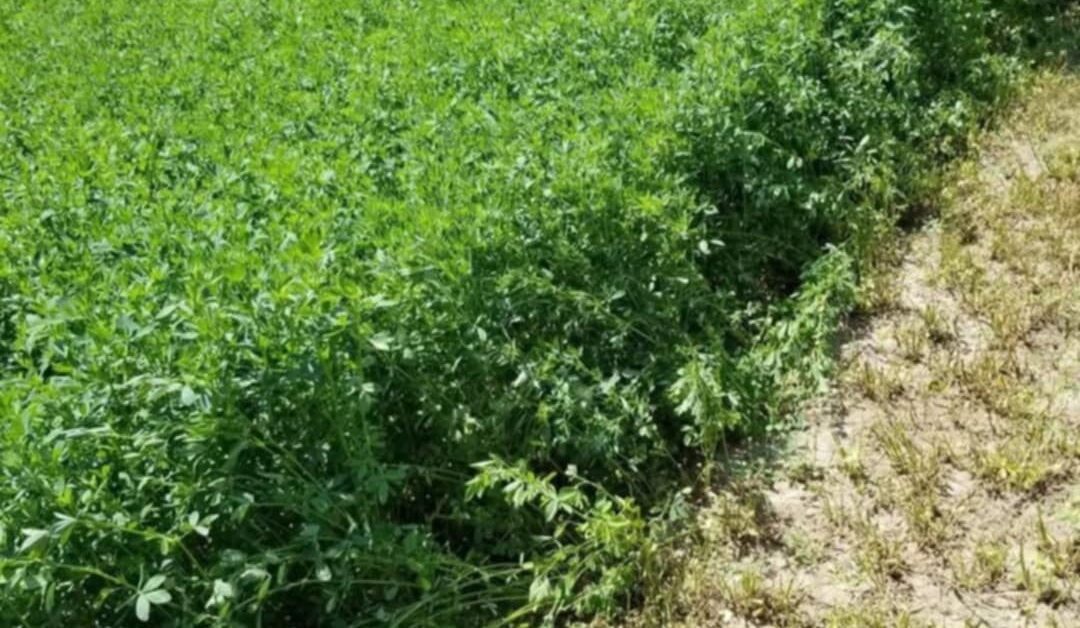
784,530,826,567
788,460,826,485
825,604,925,628
920,305,956,345
954,352,1047,422
937,232,988,301
851,515,907,585
894,319,930,362
874,421,941,484
837,445,869,485
1036,513,1080,581
849,359,905,402
952,538,1009,590
873,420,951,546
1016,543,1073,607
858,265,903,315
984,285,1034,349
700,482,778,555
972,436,1058,495
720,569,807,627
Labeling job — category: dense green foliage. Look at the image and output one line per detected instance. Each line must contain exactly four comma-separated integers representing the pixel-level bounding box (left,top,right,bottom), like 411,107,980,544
0,0,1066,624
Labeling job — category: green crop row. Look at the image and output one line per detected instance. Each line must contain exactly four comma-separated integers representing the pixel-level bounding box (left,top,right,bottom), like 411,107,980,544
0,0,1067,624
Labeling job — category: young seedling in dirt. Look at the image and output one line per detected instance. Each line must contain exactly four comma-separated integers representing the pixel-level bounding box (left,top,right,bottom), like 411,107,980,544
919,304,956,345
824,604,923,628
936,232,987,303
955,352,1044,422
926,350,963,394
1036,512,1080,582
858,262,903,315
784,530,826,567
699,482,778,556
990,221,1034,274
851,514,907,587
787,459,825,485
984,285,1034,349
849,359,905,403
873,419,942,484
894,319,930,362
872,419,949,546
837,445,869,486
1016,542,1072,608
951,538,1008,590
720,568,806,627
971,435,1057,495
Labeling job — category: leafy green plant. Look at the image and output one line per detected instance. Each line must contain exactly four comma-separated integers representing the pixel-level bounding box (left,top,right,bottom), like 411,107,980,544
0,0,1066,624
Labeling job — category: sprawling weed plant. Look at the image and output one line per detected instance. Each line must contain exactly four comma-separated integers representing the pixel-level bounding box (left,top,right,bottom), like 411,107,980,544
0,0,1067,624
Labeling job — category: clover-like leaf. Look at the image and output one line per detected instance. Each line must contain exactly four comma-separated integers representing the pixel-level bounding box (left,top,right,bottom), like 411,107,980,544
18,529,48,553
135,595,151,622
